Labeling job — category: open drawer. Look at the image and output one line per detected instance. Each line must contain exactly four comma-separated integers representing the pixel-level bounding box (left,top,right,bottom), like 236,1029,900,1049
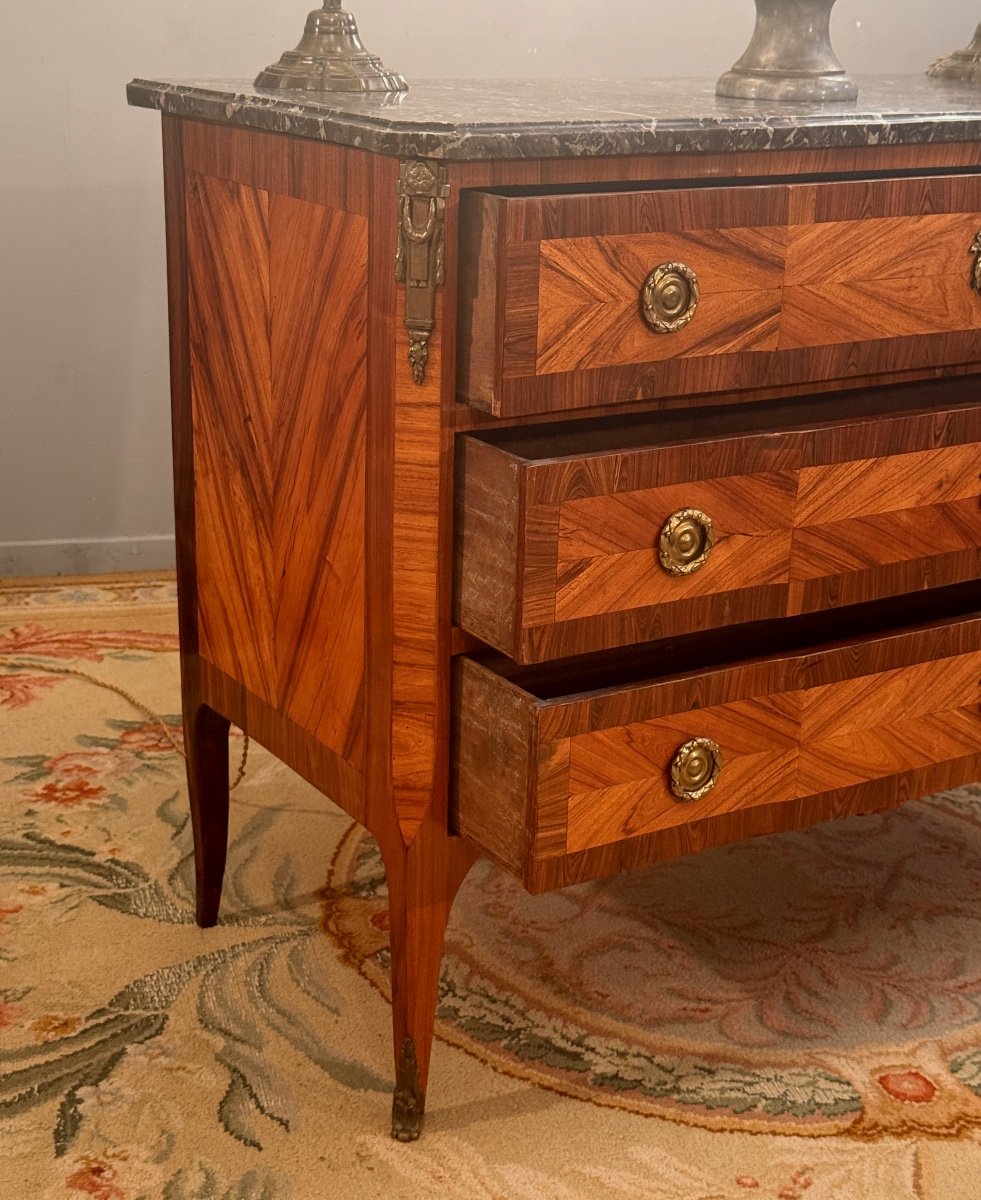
457,172,981,417
455,379,981,663
451,591,981,894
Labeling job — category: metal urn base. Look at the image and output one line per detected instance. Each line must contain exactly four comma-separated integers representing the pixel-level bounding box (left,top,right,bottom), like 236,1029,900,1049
717,0,857,103
927,24,981,85
255,0,407,93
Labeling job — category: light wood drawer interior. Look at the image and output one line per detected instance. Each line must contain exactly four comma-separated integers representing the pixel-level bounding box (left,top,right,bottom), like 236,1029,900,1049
451,592,981,893
455,379,981,663
458,173,981,417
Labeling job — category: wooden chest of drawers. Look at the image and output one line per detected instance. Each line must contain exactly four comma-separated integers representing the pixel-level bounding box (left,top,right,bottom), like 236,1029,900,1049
130,76,981,1142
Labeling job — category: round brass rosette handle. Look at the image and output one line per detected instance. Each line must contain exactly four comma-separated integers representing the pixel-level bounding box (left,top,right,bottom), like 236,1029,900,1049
669,738,723,803
640,262,700,333
658,508,714,576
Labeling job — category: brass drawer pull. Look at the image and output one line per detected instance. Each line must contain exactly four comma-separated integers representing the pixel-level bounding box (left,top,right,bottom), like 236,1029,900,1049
640,261,700,333
971,232,981,294
670,737,723,802
658,508,715,575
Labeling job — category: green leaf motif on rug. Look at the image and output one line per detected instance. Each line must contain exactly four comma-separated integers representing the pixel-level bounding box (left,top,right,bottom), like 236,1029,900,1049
433,959,862,1120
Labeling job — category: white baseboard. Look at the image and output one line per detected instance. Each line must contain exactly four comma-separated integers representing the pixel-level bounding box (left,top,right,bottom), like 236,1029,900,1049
0,535,177,578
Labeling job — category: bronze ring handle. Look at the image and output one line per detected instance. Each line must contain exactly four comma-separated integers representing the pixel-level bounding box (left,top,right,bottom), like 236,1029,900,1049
669,737,723,802
971,231,981,293
640,261,700,333
658,508,714,576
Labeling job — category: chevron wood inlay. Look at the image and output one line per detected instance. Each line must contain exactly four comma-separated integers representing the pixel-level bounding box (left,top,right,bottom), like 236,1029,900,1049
565,694,800,851
551,473,794,621
784,212,981,286
188,171,367,768
537,227,784,374
453,616,981,881
790,499,981,579
795,443,981,526
456,384,981,662
458,173,981,416
269,193,367,762
188,173,277,704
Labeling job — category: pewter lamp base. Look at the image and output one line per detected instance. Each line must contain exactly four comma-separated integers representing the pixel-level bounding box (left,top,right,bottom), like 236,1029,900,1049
255,1,407,93
717,0,857,103
927,24,981,85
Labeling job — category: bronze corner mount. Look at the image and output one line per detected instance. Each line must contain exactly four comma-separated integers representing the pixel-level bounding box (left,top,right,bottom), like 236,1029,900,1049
396,161,450,386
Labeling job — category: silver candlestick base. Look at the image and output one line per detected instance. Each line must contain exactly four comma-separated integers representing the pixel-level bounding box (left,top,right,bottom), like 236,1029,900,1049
717,0,857,103
255,0,407,93
927,24,981,84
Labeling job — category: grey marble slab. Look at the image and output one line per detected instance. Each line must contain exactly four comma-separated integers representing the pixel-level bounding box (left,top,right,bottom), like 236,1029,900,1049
127,76,981,161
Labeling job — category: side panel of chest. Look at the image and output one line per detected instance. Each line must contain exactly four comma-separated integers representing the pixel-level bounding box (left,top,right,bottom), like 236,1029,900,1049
183,130,369,774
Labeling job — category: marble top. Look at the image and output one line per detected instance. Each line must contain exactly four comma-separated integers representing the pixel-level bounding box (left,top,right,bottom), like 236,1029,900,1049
127,76,981,161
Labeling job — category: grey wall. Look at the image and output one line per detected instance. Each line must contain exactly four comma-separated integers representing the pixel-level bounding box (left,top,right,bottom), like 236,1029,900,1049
0,1,975,576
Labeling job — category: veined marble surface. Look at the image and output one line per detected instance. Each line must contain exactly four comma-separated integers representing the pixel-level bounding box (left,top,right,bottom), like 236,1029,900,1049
127,75,981,160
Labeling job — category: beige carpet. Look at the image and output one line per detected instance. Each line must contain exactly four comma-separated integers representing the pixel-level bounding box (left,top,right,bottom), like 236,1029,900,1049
2,575,981,1199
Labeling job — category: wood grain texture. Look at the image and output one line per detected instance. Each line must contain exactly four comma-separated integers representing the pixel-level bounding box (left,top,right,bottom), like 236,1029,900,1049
536,227,784,374
269,193,367,761
388,296,445,842
455,387,981,662
188,172,277,702
186,168,368,769
552,474,795,622
525,758,981,894
565,693,800,850
458,172,981,417
182,119,371,216
452,610,981,890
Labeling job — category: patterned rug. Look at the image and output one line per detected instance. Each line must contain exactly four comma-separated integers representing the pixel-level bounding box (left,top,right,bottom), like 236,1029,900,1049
3,574,981,1199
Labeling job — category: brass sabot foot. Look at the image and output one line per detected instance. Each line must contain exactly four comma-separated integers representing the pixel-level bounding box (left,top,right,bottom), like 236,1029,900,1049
391,1037,425,1141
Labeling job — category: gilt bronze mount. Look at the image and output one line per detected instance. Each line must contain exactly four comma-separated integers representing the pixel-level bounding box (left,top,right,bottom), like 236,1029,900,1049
658,509,715,576
396,161,450,386
641,262,700,334
928,24,981,85
670,738,723,803
717,0,857,102
255,0,407,93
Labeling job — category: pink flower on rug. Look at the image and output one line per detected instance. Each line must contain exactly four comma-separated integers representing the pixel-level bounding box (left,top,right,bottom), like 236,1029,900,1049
0,673,61,710
45,752,110,780
117,722,182,756
36,749,142,794
65,1157,125,1200
33,777,107,808
876,1070,937,1104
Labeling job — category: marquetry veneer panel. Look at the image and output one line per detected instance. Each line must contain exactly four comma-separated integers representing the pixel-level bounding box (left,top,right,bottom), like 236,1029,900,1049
455,382,981,662
458,174,981,416
451,610,981,893
187,171,367,768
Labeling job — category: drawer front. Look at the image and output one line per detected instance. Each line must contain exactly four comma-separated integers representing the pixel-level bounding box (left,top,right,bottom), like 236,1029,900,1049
458,175,981,417
455,388,981,663
451,610,981,893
